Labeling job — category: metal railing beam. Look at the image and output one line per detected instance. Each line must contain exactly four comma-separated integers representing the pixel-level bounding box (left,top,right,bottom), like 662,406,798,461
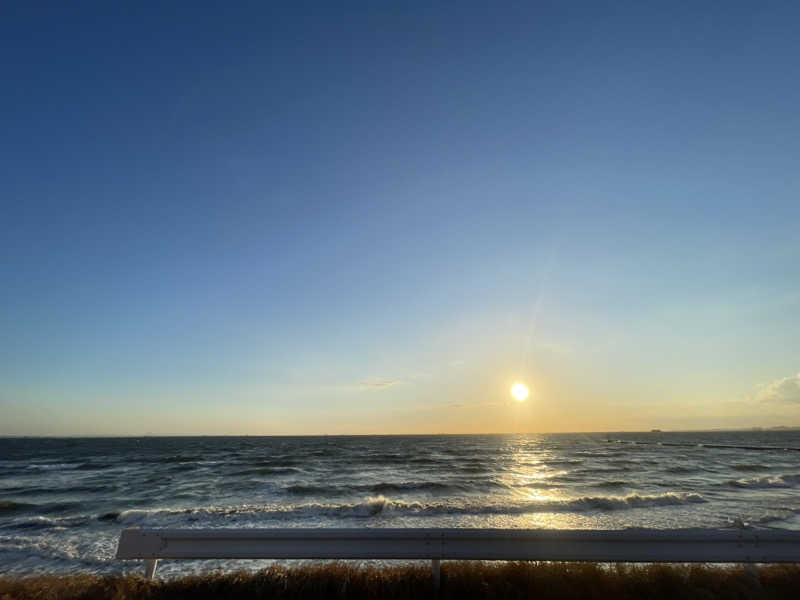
116,527,800,581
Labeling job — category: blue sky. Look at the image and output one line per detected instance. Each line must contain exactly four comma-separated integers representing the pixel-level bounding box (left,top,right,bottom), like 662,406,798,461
2,1,799,434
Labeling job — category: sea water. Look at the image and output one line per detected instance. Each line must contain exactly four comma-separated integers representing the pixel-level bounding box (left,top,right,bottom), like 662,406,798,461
1,432,799,576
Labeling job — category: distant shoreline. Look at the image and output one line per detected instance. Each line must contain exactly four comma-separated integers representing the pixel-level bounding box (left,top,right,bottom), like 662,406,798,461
2,427,799,439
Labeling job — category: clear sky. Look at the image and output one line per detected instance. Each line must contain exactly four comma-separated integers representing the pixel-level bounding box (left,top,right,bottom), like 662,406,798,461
2,1,799,435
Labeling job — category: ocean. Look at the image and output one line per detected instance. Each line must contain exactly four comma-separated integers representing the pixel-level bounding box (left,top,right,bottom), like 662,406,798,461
1,432,799,576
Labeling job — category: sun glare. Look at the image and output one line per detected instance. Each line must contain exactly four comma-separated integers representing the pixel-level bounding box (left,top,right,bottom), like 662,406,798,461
511,383,529,402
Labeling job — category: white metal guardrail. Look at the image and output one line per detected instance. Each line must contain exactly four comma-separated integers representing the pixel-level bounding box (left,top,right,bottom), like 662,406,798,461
117,528,800,583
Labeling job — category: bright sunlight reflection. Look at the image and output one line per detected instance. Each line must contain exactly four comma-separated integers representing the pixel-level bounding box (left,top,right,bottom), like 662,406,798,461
511,383,529,402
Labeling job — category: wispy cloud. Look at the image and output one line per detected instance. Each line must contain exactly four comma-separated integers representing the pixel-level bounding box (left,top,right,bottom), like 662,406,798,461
447,400,512,409
756,373,800,403
358,379,402,391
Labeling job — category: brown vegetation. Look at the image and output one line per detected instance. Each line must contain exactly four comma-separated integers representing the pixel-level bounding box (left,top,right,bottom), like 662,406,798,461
2,562,800,600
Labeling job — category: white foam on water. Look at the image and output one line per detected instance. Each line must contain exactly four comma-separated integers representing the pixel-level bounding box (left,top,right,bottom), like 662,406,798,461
109,491,707,529
729,474,800,489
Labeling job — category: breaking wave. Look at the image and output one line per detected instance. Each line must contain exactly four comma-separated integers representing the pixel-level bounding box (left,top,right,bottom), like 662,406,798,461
111,492,706,525
729,474,800,489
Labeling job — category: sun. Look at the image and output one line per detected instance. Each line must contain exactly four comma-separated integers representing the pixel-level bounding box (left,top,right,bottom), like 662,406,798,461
510,382,529,402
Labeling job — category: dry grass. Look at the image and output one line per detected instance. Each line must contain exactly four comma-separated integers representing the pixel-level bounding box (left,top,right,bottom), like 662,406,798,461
1,562,800,600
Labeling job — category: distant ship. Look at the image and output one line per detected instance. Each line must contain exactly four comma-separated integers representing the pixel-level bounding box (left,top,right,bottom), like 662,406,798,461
650,429,662,433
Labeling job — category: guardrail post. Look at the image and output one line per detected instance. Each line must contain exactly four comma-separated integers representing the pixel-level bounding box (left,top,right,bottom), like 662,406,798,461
144,559,159,579
431,559,440,591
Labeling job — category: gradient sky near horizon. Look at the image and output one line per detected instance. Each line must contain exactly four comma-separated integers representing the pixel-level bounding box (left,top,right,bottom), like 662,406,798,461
2,1,799,435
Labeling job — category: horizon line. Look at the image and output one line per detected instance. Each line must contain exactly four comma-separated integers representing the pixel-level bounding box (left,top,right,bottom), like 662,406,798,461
2,426,798,439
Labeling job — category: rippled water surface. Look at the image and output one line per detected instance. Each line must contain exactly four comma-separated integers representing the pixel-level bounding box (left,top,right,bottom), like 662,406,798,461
2,432,799,575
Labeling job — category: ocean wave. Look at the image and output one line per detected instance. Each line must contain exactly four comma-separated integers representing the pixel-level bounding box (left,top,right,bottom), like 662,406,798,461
552,493,705,511
168,463,197,472
725,512,799,528
284,484,343,495
731,464,770,472
230,467,301,476
252,458,303,467
0,486,56,497
0,532,117,567
25,463,79,471
283,481,478,496
0,514,91,531
751,514,796,526
362,454,417,465
37,501,87,515
406,457,444,465
110,492,706,525
283,481,476,496
98,512,123,521
365,481,469,494
608,459,650,466
594,480,628,488
627,440,800,452
309,448,340,457
663,466,698,474
163,456,199,463
76,462,115,471
522,481,566,489
63,484,117,494
573,466,633,474
729,474,800,489
541,459,584,466
457,465,489,473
